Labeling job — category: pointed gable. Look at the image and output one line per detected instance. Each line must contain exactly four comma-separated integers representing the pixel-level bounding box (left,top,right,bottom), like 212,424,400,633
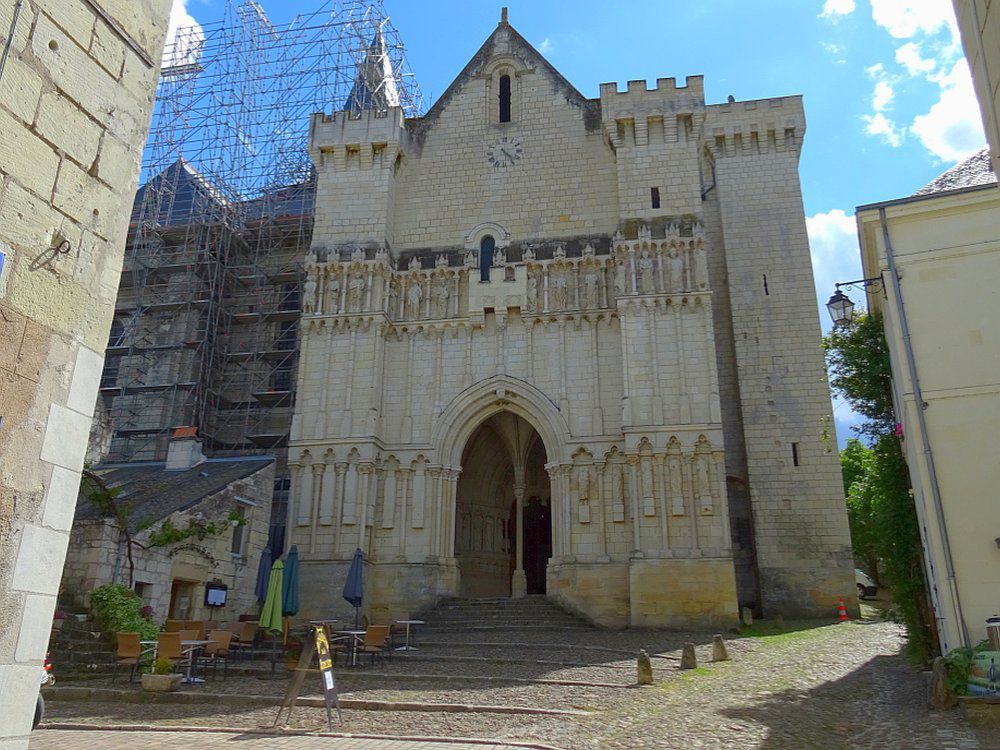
419,12,590,125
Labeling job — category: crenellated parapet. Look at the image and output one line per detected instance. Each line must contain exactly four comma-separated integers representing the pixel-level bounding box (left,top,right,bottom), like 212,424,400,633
599,76,706,149
703,96,805,158
308,106,409,169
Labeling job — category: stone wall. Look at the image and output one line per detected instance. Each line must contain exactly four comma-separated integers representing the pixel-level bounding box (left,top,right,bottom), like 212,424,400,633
0,1,170,745
707,98,857,617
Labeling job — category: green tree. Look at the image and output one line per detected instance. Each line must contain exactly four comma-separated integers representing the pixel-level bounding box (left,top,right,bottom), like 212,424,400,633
826,311,936,661
841,438,880,585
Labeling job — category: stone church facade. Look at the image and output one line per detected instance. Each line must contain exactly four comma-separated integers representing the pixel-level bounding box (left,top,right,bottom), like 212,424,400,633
287,11,855,627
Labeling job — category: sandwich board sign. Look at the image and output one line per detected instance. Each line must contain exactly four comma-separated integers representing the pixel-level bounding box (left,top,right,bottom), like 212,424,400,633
274,622,342,729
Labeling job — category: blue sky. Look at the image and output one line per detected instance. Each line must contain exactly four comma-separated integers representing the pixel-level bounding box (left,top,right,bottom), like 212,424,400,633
170,0,986,445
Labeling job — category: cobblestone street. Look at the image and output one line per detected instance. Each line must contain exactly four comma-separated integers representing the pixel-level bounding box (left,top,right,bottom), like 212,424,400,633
39,614,997,750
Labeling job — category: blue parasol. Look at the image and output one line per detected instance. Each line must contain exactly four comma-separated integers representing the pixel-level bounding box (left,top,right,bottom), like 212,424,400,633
342,548,364,629
282,545,299,617
254,545,273,605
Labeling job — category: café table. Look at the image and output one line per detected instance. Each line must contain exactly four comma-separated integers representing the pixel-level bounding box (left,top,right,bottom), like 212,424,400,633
394,619,425,651
180,639,209,684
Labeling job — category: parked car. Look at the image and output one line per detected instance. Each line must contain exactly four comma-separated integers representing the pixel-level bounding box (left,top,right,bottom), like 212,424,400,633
855,569,877,600
34,652,54,730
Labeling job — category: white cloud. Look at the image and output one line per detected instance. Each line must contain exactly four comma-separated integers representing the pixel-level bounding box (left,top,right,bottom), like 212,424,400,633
863,112,904,146
822,42,847,63
163,0,204,68
869,0,958,42
895,41,937,75
806,209,864,331
872,80,894,112
911,59,987,161
820,0,856,18
538,38,554,54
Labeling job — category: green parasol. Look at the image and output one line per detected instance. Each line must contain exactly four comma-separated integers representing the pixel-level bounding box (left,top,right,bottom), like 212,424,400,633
259,558,285,634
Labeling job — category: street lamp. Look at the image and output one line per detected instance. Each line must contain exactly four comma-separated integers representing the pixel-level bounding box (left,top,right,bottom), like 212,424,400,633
826,289,854,327
826,276,885,326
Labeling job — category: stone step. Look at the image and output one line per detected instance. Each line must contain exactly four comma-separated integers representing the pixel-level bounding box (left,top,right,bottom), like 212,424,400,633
420,624,592,633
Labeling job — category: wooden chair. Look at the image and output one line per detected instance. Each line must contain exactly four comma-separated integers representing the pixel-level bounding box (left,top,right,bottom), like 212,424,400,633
184,620,206,639
199,629,233,680
358,625,390,666
204,620,220,633
231,621,258,660
155,632,184,669
164,619,185,633
112,632,141,684
178,628,200,643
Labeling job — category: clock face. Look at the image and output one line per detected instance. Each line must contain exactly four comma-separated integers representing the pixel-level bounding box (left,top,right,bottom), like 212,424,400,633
487,137,523,169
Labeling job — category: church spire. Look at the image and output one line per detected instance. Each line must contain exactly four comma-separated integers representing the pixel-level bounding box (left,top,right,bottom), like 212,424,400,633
343,25,401,114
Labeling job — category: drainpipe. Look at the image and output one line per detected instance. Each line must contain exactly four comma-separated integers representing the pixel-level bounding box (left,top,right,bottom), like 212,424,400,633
0,0,24,83
879,207,970,650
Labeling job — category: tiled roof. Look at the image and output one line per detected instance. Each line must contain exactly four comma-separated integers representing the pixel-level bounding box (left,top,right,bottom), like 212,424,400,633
914,148,997,196
75,456,274,532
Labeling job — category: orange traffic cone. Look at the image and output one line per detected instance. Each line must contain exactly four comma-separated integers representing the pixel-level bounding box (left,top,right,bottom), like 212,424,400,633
838,597,850,622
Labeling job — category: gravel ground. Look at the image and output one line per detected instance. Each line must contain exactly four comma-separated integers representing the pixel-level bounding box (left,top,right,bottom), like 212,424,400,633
46,613,996,749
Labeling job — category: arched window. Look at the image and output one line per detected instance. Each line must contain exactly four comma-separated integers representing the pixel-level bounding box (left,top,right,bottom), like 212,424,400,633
499,75,511,123
480,236,495,282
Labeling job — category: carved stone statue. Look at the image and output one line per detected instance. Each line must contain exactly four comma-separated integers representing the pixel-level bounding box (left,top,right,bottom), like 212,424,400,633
432,279,450,318
305,248,318,267
435,253,448,268
374,246,389,264
666,247,684,293
552,271,569,310
696,453,714,513
465,251,476,267
641,457,655,515
554,244,566,260
638,248,655,294
582,270,599,309
495,247,506,266
668,454,684,516
583,243,596,257
406,280,423,318
693,243,709,290
575,464,590,501
325,273,341,314
525,271,538,313
614,259,627,298
408,256,421,271
351,246,365,263
303,276,318,315
523,245,536,262
348,273,365,311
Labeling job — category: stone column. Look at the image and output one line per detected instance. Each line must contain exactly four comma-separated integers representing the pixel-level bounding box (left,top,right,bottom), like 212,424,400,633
511,482,527,598
357,463,373,551
627,456,642,554
309,462,325,553
333,462,348,555
397,469,411,561
285,463,302,552
426,467,442,561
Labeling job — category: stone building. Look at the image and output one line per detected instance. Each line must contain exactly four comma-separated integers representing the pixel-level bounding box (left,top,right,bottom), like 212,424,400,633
856,151,999,654
62,431,274,624
0,0,171,742
287,11,855,627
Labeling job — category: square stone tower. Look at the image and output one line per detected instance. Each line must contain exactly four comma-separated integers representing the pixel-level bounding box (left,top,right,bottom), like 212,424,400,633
288,10,855,626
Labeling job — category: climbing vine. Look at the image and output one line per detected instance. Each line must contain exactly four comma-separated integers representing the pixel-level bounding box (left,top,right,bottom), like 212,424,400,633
146,511,244,548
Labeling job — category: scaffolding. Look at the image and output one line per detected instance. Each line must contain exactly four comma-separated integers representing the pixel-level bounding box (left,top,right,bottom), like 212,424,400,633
99,0,423,542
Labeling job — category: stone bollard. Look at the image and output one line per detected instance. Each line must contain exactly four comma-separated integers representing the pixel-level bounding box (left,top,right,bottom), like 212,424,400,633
637,649,653,685
740,606,753,627
712,634,729,662
679,642,697,670
929,656,958,710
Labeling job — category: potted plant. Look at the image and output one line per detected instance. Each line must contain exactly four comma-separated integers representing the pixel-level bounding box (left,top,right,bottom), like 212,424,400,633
141,658,181,692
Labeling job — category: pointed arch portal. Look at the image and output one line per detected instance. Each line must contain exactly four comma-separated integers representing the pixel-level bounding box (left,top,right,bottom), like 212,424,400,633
455,412,550,597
